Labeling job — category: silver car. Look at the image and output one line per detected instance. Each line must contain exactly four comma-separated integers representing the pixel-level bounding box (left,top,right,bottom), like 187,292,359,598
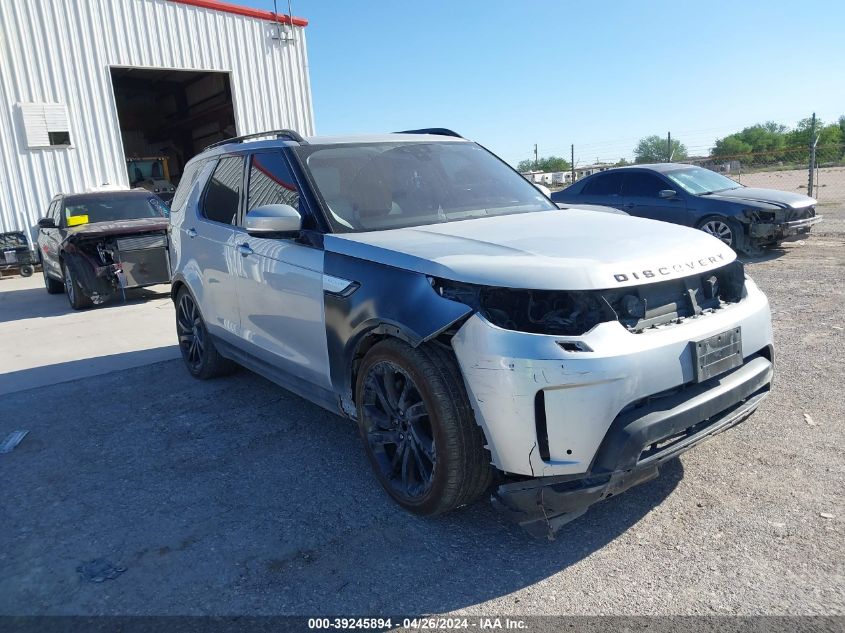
169,129,774,537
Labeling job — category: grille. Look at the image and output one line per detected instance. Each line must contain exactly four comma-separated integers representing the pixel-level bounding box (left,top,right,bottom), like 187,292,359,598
785,206,815,222
116,234,167,251
604,261,746,332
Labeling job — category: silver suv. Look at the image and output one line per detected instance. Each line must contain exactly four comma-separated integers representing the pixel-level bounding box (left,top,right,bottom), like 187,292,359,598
169,129,774,537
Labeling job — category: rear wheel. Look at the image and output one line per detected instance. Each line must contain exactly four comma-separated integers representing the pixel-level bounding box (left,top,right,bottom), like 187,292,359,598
63,263,92,310
355,339,492,516
43,266,63,293
175,287,235,379
20,264,34,278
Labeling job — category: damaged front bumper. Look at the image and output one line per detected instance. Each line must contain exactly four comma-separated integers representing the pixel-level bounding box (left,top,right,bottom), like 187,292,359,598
450,275,774,538
748,215,823,244
63,232,170,303
492,355,772,538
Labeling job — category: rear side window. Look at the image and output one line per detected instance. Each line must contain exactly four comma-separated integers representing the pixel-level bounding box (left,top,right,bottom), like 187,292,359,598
170,160,204,213
247,153,300,212
202,156,244,225
624,172,668,197
583,172,624,196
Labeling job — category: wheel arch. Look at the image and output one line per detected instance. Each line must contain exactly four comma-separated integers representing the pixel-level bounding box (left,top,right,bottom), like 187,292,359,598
323,251,473,418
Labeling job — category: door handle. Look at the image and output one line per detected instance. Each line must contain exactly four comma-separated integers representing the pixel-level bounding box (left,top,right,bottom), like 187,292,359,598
185,228,197,238
237,243,253,257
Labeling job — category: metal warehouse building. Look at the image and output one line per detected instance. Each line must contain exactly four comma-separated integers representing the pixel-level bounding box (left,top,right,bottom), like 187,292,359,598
0,0,313,236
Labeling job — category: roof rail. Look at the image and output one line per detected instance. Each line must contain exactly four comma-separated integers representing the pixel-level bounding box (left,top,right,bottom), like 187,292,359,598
205,129,308,150
396,128,464,139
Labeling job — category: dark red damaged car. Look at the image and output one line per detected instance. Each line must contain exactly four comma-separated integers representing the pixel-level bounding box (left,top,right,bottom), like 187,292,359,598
36,190,170,309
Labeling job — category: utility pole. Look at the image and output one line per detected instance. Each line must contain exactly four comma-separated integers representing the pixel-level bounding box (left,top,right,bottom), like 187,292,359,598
534,144,539,170
571,144,575,182
667,131,672,162
807,112,817,197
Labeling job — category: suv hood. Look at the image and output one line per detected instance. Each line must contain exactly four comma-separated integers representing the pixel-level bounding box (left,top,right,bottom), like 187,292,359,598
326,209,736,290
704,186,816,209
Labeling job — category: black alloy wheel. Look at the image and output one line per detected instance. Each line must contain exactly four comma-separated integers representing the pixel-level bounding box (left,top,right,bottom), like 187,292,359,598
361,360,436,500
177,291,205,373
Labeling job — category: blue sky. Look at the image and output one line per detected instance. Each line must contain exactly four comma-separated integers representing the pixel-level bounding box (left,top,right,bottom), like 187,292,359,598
235,0,844,166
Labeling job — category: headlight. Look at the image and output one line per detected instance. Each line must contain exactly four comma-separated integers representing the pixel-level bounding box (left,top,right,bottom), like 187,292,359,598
431,278,612,336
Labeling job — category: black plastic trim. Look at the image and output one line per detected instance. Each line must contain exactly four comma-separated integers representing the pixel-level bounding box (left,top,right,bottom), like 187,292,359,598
534,391,551,462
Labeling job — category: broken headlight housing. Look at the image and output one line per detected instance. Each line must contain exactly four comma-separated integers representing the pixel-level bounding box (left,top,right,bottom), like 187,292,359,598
431,278,614,336
431,260,746,335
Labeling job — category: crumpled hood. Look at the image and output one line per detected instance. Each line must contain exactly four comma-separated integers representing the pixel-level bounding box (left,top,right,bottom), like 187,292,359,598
65,217,168,241
325,209,737,290
705,187,816,209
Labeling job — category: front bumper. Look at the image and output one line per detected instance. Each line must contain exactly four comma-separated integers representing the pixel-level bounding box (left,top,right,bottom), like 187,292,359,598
450,277,774,534
492,355,772,538
749,215,823,243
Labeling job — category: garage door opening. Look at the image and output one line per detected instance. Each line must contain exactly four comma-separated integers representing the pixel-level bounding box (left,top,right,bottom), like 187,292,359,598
110,67,237,198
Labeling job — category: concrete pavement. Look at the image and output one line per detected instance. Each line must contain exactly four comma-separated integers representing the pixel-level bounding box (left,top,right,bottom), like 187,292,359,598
0,275,179,396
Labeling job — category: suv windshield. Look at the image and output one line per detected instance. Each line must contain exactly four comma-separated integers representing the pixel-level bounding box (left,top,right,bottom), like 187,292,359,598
665,167,742,195
296,142,555,232
63,193,167,226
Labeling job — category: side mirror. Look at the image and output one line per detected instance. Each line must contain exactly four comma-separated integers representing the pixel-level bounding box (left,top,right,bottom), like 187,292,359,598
658,189,678,199
244,204,302,236
37,217,56,229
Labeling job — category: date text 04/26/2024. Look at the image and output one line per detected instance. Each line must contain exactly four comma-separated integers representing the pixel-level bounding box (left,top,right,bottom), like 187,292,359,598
307,617,528,630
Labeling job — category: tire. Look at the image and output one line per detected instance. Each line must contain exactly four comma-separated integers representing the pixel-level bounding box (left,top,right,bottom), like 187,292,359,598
355,338,493,516
697,215,742,250
43,265,63,294
62,262,92,310
20,264,34,278
175,287,236,379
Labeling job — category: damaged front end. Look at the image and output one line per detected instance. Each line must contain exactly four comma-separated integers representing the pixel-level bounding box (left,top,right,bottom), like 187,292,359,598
63,229,170,304
433,261,771,540
431,260,746,335
492,352,771,539
742,205,823,248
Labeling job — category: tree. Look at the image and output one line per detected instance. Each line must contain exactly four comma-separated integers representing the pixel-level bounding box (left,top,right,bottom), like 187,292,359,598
712,136,753,157
517,155,571,173
786,117,844,162
712,122,787,157
633,135,687,163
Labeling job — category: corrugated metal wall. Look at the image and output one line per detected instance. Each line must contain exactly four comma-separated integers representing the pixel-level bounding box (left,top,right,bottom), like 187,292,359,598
0,0,314,236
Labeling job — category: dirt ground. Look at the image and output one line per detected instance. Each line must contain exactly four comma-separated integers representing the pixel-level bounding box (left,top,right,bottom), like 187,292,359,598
0,211,843,617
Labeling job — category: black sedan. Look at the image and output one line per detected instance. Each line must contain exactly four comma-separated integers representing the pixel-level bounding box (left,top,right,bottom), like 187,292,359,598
551,163,822,254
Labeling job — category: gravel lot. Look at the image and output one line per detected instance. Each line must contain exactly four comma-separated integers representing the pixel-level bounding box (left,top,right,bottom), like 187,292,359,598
0,211,843,617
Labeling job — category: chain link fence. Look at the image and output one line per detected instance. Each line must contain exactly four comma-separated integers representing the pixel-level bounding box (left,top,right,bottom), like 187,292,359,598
683,144,845,211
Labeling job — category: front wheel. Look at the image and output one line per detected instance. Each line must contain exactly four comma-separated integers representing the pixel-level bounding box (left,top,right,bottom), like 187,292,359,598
355,339,492,516
697,215,742,249
63,263,92,310
20,264,34,278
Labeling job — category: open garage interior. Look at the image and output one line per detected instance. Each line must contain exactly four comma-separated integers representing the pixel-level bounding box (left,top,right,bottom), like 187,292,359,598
110,67,237,189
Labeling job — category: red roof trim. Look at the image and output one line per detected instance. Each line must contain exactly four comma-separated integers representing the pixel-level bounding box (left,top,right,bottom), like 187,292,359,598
167,0,308,27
